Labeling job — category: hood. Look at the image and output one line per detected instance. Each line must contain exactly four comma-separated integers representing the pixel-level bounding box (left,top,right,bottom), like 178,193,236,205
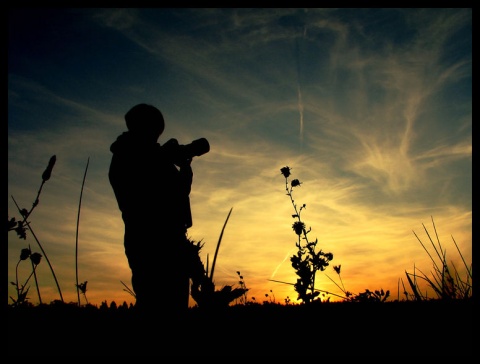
110,131,159,155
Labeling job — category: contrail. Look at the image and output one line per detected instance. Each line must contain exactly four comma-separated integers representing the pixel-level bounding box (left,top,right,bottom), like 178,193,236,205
295,27,306,146
297,85,304,145
270,247,297,280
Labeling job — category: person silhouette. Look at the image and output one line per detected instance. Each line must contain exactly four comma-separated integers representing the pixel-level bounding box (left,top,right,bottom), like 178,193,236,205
109,103,202,318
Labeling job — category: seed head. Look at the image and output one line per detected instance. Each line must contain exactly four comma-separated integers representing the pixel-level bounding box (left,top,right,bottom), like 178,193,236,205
42,155,56,182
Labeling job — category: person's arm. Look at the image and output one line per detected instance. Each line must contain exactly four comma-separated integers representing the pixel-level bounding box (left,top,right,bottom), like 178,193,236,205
178,159,193,195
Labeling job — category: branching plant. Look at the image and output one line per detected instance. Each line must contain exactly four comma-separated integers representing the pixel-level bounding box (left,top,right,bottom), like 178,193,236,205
280,166,333,304
9,246,43,307
236,271,249,305
8,155,64,304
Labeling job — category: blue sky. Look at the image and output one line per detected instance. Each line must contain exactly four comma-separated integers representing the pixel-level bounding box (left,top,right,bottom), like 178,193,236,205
8,8,472,306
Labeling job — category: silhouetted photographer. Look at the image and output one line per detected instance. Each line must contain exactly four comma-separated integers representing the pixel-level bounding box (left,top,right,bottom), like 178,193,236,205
109,103,208,318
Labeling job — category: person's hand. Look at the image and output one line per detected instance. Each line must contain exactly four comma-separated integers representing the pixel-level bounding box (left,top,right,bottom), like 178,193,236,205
178,158,192,168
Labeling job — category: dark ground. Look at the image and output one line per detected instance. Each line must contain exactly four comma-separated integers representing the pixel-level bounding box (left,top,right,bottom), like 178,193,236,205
7,299,475,357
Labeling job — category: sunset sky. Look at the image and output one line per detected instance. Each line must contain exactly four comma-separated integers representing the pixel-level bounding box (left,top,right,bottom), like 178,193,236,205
8,8,472,307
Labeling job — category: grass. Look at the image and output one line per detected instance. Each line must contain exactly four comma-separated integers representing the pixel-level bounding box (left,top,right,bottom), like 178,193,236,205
189,207,249,308
402,216,472,301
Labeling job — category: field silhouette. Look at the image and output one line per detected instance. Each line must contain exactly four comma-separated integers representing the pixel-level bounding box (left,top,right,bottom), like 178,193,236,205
7,299,473,356
8,159,473,357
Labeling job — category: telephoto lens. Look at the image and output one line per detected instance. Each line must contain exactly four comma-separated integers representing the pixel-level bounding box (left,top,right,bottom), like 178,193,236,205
163,137,210,165
188,138,210,157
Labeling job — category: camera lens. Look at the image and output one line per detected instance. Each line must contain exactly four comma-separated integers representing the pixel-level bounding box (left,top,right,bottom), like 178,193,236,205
191,138,210,157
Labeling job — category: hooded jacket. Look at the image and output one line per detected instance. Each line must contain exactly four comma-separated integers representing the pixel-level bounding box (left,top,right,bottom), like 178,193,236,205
109,131,193,232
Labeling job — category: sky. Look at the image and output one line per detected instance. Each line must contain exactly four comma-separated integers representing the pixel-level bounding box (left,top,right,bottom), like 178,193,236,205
8,8,472,308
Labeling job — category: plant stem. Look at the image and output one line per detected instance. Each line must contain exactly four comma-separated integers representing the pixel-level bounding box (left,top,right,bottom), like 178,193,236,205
325,274,346,295
210,207,233,281
15,260,21,302
451,235,472,280
76,157,90,306
29,244,42,305
268,279,346,299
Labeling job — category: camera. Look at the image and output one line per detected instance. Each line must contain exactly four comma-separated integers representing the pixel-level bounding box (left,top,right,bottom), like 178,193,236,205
162,137,210,166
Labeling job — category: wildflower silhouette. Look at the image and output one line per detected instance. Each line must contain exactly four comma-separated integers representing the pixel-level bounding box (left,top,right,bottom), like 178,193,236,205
10,246,43,307
280,166,333,304
236,271,249,305
75,281,89,305
326,261,391,302
9,155,56,240
8,155,64,304
332,265,352,298
264,289,276,304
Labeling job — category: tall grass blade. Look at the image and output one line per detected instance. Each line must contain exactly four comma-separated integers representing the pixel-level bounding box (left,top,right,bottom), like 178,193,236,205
414,266,443,298
400,277,409,300
206,254,210,277
430,216,446,260
120,280,136,298
76,157,90,306
397,278,400,300
422,222,444,267
451,235,472,280
413,229,442,275
209,207,233,281
405,271,422,301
